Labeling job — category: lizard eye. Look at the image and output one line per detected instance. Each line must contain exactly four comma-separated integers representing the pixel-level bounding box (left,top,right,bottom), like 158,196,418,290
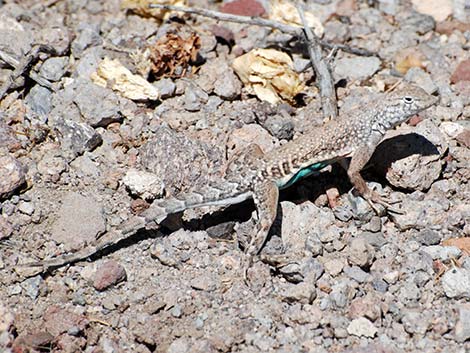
403,96,414,104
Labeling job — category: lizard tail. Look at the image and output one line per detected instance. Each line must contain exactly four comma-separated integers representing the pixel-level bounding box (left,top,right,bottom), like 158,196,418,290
141,180,252,224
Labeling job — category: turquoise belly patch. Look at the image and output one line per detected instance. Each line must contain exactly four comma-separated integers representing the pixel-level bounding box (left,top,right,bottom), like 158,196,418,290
277,162,330,189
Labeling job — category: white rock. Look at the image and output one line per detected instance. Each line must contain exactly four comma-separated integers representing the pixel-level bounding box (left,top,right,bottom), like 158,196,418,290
122,168,164,200
347,317,378,338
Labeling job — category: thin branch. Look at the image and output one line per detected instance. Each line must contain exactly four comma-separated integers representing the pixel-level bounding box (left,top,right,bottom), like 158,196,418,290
297,5,337,119
148,4,376,57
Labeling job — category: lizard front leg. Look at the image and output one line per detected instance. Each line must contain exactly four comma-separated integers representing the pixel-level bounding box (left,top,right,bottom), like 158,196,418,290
245,180,279,258
348,145,402,214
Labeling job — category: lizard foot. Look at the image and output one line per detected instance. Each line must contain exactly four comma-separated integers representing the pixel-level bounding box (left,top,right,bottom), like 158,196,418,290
366,190,404,215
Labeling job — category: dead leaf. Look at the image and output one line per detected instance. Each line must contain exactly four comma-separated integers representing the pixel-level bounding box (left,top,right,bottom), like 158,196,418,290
91,57,159,100
121,0,186,20
149,28,201,78
270,0,324,37
394,48,426,75
442,238,470,255
232,48,305,104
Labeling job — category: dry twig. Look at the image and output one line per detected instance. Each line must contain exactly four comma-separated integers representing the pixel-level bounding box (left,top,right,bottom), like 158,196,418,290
148,4,376,57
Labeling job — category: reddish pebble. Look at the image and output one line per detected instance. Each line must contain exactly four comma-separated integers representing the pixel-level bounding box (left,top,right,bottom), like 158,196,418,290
93,260,127,291
408,115,423,126
450,60,470,84
220,0,266,17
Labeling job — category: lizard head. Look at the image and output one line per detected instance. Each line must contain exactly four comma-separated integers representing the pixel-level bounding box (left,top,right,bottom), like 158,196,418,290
377,85,439,129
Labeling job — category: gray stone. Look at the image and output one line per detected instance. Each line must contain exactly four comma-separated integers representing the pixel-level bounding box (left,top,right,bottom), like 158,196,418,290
51,192,106,250
71,27,103,57
154,78,176,99
347,317,377,338
39,57,69,82
344,266,371,283
334,57,381,81
441,268,470,299
52,118,102,160
401,310,431,335
262,114,294,140
421,245,461,261
25,85,52,116
0,16,32,62
213,66,242,101
417,229,441,245
17,201,34,216
280,282,316,304
391,198,450,231
378,0,399,15
73,82,120,127
0,155,25,200
20,275,43,300
454,305,470,342
183,83,209,112
400,11,435,34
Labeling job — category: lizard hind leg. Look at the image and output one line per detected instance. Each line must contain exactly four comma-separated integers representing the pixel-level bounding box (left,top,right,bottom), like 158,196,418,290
245,180,279,257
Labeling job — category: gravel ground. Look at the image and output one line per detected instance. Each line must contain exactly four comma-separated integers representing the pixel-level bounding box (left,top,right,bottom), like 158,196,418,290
1,0,470,352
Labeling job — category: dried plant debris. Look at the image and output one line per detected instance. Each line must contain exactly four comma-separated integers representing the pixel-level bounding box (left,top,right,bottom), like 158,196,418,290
90,57,159,101
232,48,305,104
121,0,186,20
270,0,324,37
148,28,201,78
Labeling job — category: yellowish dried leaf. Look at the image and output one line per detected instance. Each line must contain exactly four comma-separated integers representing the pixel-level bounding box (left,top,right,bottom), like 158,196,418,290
121,0,186,20
395,54,425,75
442,238,470,255
91,57,159,101
270,0,324,37
232,48,304,105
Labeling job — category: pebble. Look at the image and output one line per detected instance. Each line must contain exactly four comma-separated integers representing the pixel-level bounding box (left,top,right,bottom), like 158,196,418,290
404,67,438,94
17,201,34,216
334,57,381,81
454,305,470,342
38,57,69,82
347,237,375,267
0,155,25,200
280,282,316,304
441,267,470,299
343,266,371,283
25,85,53,116
421,245,461,261
122,168,164,200
93,260,127,291
416,228,442,246
43,306,88,337
154,78,176,99
71,26,103,57
262,115,294,140
324,258,345,277
450,59,470,84
347,317,378,338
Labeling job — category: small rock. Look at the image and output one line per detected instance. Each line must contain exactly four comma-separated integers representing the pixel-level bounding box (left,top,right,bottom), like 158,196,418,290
451,59,470,84
324,258,345,277
454,305,470,342
51,192,106,250
378,0,399,15
334,57,381,81
421,245,461,261
456,129,470,148
25,85,53,116
348,294,382,321
441,267,470,299
440,121,466,139
168,337,190,353
383,270,400,284
0,155,25,200
93,260,127,291
343,266,370,283
183,83,209,112
347,237,375,267
411,0,453,22
71,27,103,57
17,201,34,216
280,282,316,304
0,217,13,240
417,228,441,245
347,317,377,338
51,119,102,160
20,275,43,300
0,304,14,331
39,57,69,82
14,332,54,351
262,115,294,140
228,124,276,157
220,0,266,16
402,310,431,335
154,78,176,99
122,168,164,200
43,306,88,337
